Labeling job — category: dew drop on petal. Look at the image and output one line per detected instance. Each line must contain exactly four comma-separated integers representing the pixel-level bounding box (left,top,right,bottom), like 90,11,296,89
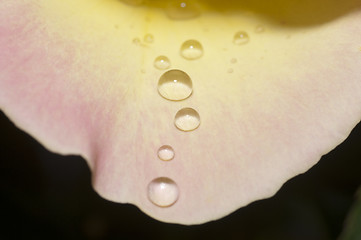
158,69,193,101
121,0,143,6
230,58,237,64
132,37,141,45
147,177,179,207
158,145,175,161
154,55,171,70
255,25,265,33
144,33,154,43
233,31,249,45
227,68,234,73
166,1,200,20
174,107,200,131
180,40,203,60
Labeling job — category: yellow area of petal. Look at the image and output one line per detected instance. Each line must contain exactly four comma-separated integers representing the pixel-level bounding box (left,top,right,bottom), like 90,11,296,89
34,0,317,106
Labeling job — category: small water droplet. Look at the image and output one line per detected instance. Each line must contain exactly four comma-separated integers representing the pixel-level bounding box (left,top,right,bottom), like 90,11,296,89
144,34,154,43
166,1,200,20
158,145,175,161
158,69,193,101
227,68,234,73
154,55,171,70
148,177,179,207
121,0,143,6
230,58,237,64
255,25,265,33
132,38,141,45
141,69,146,74
180,40,203,60
233,31,249,45
174,107,200,131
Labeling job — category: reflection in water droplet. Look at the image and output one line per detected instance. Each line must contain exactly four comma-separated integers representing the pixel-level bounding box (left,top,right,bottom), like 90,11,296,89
158,69,193,101
255,25,265,33
233,31,249,45
148,177,179,207
180,40,203,60
174,107,200,131
132,38,141,45
144,33,154,43
158,145,175,161
154,56,171,70
166,1,200,20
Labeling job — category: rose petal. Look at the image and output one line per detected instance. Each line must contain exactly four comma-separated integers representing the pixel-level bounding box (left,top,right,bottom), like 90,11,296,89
0,0,360,224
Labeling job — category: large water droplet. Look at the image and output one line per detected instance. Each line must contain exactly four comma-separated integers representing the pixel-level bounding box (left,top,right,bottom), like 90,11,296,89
154,55,171,70
158,145,175,161
144,33,154,43
174,107,200,131
180,40,203,60
158,69,193,101
233,31,249,45
166,1,200,20
147,177,179,207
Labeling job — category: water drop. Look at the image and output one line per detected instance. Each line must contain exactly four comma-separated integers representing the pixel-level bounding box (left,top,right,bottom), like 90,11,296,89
132,37,141,45
158,145,175,161
147,177,179,207
255,25,265,33
227,68,234,73
158,69,193,101
180,40,203,60
121,0,143,6
166,1,200,20
154,55,171,70
230,58,237,64
233,31,249,45
144,33,154,43
174,107,200,131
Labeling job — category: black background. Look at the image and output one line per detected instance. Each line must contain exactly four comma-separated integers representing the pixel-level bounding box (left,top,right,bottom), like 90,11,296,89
1,111,360,240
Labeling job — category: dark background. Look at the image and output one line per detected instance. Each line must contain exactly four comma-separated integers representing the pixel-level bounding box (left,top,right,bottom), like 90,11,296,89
0,110,360,240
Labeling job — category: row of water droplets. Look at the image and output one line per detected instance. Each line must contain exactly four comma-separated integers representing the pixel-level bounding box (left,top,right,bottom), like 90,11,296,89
148,39,203,207
124,0,263,208
140,31,261,208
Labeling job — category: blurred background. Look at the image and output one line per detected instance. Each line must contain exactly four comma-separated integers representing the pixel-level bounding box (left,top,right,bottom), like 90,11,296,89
1,110,360,240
